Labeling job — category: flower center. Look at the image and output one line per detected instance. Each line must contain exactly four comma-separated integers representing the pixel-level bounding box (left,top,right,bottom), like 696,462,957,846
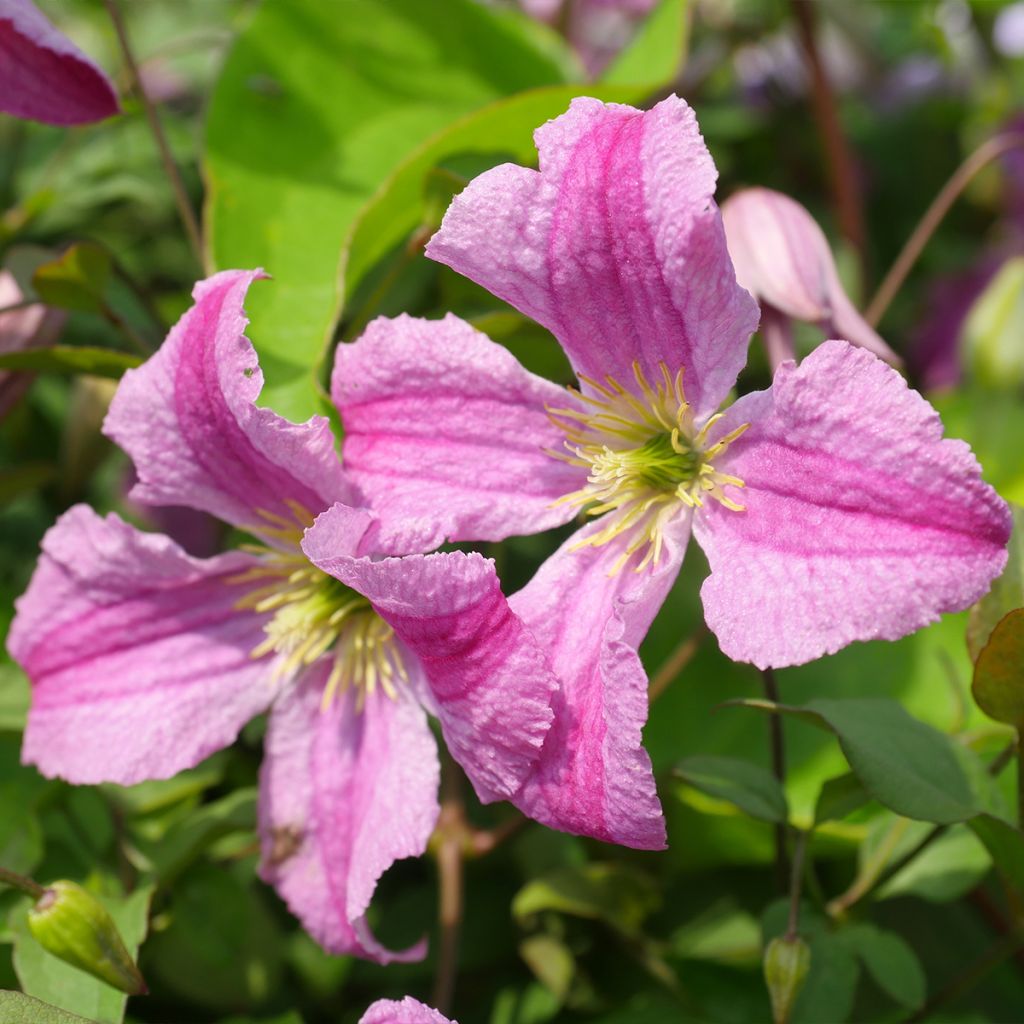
230,504,407,709
547,362,748,574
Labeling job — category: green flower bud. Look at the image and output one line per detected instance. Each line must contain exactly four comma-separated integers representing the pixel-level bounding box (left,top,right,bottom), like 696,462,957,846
763,934,811,1024
28,881,146,996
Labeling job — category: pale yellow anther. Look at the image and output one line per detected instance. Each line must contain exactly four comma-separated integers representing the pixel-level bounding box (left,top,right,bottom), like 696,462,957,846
547,361,749,575
229,503,406,713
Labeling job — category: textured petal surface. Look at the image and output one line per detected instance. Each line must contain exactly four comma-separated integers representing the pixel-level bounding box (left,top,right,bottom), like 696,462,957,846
259,669,439,962
105,270,352,533
507,515,691,849
360,997,454,1024
0,0,119,124
427,95,758,417
722,188,898,364
303,505,557,803
7,506,275,784
695,341,1012,669
334,314,580,553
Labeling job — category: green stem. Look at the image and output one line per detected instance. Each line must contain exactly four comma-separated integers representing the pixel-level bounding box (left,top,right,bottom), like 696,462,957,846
0,866,45,900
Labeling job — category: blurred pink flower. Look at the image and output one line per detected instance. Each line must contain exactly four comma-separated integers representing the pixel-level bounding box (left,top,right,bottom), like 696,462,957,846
0,268,64,418
0,0,119,125
360,997,454,1024
722,187,898,369
520,0,658,75
8,270,557,962
334,96,1010,847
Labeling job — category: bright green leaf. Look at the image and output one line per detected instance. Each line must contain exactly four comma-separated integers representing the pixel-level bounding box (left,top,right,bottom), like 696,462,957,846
342,81,652,309
600,0,690,88
727,698,976,824
838,923,926,1009
0,346,141,379
972,609,1024,727
675,755,788,823
968,504,1024,661
0,991,99,1024
31,244,112,315
12,885,152,1024
205,0,571,420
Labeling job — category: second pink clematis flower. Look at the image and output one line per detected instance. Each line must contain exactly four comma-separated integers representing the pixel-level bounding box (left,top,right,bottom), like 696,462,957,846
332,96,1011,850
7,269,558,962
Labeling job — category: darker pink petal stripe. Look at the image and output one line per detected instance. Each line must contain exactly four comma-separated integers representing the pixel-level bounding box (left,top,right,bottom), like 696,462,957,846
696,341,1011,668
8,506,275,784
427,96,758,417
508,514,692,849
105,270,352,532
302,507,557,803
260,673,438,962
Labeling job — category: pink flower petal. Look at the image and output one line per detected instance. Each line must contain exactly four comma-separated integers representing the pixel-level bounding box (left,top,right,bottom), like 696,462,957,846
695,341,1012,669
360,997,454,1024
722,188,899,365
302,505,557,802
334,314,580,552
7,506,275,784
507,515,692,849
426,96,758,418
259,670,439,962
105,270,352,533
0,0,119,125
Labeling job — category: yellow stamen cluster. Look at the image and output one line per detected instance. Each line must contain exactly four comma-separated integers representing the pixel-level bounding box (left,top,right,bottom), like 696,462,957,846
229,504,406,710
548,362,748,574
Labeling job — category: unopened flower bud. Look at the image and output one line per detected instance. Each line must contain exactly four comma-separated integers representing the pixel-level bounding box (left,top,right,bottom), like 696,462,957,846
722,187,899,368
763,933,811,1024
28,881,146,995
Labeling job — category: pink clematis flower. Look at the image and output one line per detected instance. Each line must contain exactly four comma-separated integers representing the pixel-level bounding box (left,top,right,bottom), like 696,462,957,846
360,997,454,1024
722,186,898,369
0,0,119,125
7,269,558,961
332,96,1011,849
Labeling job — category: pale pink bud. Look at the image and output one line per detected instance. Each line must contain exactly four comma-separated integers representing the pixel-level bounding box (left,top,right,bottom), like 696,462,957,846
722,187,899,368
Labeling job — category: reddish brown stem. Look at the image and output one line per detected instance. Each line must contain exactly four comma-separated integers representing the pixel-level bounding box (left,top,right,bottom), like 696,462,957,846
791,0,867,283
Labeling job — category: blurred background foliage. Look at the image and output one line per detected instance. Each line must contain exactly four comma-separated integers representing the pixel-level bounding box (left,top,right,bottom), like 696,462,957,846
2,0,1024,1021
